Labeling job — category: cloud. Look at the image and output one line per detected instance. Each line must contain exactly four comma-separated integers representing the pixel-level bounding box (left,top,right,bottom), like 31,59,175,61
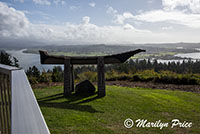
108,4,200,28
134,10,200,28
22,10,30,14
106,6,117,14
162,0,200,13
147,0,154,4
53,0,65,5
14,0,24,3
69,6,79,11
0,2,29,38
82,16,90,24
162,26,173,30
115,12,135,24
0,2,156,44
1,2,200,45
123,24,135,30
32,0,51,6
89,2,95,7
106,7,134,24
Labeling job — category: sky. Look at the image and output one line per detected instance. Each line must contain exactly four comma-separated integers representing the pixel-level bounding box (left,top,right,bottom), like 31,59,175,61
0,0,200,46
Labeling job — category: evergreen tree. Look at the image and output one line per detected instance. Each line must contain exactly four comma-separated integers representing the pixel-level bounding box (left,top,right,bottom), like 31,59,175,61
51,66,63,82
0,52,19,67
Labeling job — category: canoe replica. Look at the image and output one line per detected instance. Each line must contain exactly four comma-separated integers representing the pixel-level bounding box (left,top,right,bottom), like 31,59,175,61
39,49,145,97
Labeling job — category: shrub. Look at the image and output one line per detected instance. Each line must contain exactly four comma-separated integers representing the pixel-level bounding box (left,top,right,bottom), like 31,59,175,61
28,76,38,84
26,66,40,78
51,66,63,82
39,71,52,83
106,69,200,85
77,71,97,82
131,75,141,81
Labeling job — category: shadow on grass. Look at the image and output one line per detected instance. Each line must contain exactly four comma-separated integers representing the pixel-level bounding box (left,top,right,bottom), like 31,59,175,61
37,92,104,113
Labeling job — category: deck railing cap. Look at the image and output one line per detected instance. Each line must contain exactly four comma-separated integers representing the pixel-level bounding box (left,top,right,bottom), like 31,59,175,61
0,63,21,75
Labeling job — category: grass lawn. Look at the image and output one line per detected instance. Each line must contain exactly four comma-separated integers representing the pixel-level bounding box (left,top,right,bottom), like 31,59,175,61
34,86,200,134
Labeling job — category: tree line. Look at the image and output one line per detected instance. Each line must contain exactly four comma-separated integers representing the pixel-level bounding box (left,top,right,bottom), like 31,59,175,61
1,51,200,85
107,59,200,74
24,59,200,84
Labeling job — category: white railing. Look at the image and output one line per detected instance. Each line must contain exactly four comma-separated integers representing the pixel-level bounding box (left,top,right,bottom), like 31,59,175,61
0,64,50,134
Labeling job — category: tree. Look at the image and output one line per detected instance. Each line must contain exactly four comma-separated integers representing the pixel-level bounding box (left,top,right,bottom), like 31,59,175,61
32,66,40,78
0,52,19,67
26,66,40,78
51,66,63,82
26,66,40,84
39,70,52,83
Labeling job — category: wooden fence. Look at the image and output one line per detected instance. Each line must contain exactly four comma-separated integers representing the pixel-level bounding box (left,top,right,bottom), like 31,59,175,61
0,72,11,134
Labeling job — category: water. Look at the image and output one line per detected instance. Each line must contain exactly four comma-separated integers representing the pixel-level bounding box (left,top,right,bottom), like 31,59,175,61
157,59,185,64
175,52,200,59
195,48,200,51
6,49,60,71
6,49,200,71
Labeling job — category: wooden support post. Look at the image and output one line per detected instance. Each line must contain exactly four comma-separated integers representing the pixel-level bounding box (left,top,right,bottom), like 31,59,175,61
64,58,72,97
70,65,74,92
97,57,105,97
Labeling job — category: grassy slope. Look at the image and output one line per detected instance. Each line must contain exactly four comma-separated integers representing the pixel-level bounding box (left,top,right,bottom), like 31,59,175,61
34,86,200,134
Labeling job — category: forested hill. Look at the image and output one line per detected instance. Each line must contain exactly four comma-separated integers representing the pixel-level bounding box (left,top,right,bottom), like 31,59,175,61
23,43,199,55
24,44,136,54
1,42,200,56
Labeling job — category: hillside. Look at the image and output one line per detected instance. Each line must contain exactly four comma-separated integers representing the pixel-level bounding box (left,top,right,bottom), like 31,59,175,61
34,86,200,134
23,44,198,55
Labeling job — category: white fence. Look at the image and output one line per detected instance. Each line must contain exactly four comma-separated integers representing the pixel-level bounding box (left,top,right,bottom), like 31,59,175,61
0,64,50,134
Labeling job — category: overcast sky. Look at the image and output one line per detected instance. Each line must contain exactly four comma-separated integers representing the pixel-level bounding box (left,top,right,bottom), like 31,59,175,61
0,0,200,46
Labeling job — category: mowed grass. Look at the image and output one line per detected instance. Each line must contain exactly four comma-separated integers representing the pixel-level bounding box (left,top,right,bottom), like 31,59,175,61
33,86,200,134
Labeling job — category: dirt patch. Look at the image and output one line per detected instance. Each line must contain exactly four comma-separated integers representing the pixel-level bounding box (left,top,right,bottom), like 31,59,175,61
32,82,63,89
32,81,200,93
105,81,200,93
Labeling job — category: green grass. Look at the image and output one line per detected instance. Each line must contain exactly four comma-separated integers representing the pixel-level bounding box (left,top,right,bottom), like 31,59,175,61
34,86,200,134
130,52,177,59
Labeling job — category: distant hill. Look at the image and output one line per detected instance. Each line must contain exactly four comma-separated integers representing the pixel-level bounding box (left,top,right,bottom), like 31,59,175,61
1,41,200,50
2,42,200,55
23,43,199,56
24,44,138,55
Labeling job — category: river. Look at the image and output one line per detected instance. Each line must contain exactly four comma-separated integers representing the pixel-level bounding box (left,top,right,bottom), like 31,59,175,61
6,49,60,71
175,52,200,59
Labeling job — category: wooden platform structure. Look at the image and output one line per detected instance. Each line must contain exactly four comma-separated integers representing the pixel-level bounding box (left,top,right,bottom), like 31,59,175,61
39,49,145,97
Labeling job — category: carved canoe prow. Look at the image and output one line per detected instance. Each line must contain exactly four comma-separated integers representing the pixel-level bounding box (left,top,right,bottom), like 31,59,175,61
39,49,145,65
